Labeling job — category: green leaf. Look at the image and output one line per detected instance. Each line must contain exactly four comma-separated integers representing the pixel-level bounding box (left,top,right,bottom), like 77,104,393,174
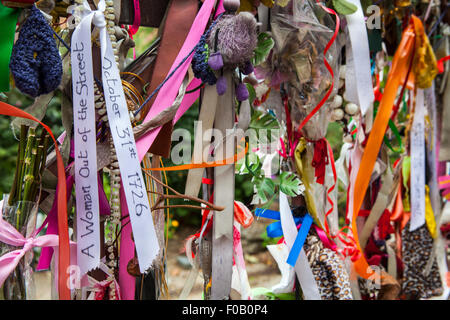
250,110,280,130
332,0,358,15
279,171,302,197
253,176,276,204
252,32,274,66
246,83,256,105
245,151,262,177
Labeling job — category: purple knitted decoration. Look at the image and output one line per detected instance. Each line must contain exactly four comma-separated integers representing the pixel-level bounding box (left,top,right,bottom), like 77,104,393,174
236,83,249,101
216,76,227,95
9,6,62,97
207,12,258,67
208,52,224,70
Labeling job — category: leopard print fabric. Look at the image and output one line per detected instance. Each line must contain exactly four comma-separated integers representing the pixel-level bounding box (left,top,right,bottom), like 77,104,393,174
303,229,353,300
401,223,443,299
357,267,383,300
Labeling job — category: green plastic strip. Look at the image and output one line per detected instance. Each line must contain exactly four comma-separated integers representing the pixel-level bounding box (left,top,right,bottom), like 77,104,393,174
0,3,19,92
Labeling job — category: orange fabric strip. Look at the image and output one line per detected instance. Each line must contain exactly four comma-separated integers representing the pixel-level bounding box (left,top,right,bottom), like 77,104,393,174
0,101,71,300
351,17,418,279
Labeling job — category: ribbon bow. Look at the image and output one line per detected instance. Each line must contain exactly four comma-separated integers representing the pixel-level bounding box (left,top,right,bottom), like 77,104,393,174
0,216,64,288
255,208,313,267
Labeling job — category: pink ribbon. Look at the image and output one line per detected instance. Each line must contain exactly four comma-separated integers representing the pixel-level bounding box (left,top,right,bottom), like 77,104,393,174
232,226,245,269
314,226,337,251
120,0,226,299
128,0,141,36
136,0,224,161
119,187,135,300
36,174,74,270
37,172,109,270
439,174,450,200
0,217,65,288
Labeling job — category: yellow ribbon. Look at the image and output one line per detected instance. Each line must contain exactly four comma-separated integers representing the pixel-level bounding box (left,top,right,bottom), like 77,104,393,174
412,17,438,89
425,185,437,239
293,138,325,230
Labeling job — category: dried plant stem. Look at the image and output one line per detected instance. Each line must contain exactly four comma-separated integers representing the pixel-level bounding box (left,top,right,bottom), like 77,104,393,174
9,125,28,206
143,172,224,212
16,128,36,230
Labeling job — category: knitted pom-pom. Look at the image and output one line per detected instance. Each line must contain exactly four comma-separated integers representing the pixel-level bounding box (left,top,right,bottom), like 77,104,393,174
242,61,254,75
207,12,258,66
9,6,62,97
223,0,240,13
208,52,224,70
236,82,249,101
216,76,227,96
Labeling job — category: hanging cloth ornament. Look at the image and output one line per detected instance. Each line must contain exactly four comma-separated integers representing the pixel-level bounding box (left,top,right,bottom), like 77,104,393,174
192,0,258,100
9,5,62,97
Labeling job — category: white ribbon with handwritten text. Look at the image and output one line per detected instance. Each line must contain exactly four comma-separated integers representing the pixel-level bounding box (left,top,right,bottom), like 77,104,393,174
410,89,426,231
72,0,159,273
71,8,100,275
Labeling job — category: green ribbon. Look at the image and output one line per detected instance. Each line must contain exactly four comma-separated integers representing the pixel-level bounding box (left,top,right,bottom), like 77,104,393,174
0,3,19,92
383,119,404,153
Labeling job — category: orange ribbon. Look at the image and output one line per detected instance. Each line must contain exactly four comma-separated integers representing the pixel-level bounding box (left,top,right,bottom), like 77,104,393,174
351,16,425,279
0,101,70,300
143,141,248,172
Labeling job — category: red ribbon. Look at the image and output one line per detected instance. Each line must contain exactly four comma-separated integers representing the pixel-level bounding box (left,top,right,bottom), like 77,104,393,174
311,138,329,185
437,55,450,74
0,101,70,300
128,0,141,36
374,73,382,102
323,139,361,262
296,0,340,135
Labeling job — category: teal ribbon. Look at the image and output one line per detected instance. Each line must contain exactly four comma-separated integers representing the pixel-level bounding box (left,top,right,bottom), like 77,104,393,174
0,3,19,92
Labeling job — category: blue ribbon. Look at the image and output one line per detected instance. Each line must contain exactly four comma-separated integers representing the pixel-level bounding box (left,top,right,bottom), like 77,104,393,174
255,208,314,267
255,208,280,221
286,213,313,267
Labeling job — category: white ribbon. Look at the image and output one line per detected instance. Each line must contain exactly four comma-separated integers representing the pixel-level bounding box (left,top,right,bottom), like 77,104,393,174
279,191,321,300
410,89,426,231
71,4,100,275
266,243,296,294
73,0,159,273
345,0,374,116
